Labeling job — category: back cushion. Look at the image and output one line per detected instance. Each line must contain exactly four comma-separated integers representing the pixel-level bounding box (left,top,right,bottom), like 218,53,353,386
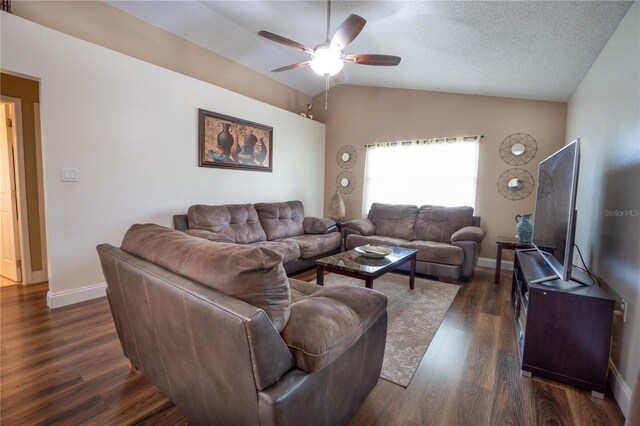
367,203,418,241
187,204,267,244
254,201,305,240
121,224,290,332
415,205,474,243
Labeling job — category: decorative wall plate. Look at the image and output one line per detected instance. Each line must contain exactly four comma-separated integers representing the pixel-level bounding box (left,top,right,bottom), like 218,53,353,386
497,168,535,200
337,145,357,169
499,133,537,165
336,171,356,194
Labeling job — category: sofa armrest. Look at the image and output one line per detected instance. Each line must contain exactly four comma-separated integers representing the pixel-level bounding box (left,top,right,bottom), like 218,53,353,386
342,218,376,236
303,217,337,234
450,226,486,243
281,286,387,374
183,229,235,243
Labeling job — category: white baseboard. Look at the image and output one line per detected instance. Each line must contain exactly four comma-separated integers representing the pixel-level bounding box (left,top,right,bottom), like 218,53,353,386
609,361,632,417
47,282,106,309
477,257,514,271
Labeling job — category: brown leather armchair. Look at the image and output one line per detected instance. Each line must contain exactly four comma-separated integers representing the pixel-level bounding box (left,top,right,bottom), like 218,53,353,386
97,224,387,425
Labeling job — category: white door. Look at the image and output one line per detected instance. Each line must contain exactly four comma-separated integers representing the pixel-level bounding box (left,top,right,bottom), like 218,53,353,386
0,103,22,282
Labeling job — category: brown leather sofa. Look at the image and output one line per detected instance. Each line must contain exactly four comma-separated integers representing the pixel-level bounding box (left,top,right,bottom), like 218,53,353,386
97,224,387,425
173,200,341,275
342,203,486,281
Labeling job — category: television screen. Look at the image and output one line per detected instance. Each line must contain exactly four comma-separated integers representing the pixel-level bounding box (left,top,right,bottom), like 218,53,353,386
532,139,580,282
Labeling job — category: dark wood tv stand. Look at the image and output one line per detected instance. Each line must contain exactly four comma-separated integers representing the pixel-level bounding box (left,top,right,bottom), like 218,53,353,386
512,249,614,398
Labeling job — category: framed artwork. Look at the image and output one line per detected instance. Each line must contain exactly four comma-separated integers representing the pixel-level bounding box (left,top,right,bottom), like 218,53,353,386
198,108,273,172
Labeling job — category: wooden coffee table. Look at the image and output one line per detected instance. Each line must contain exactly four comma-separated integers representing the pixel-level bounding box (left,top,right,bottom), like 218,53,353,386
315,246,418,290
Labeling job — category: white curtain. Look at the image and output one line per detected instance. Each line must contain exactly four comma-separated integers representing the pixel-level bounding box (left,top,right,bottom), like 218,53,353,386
362,136,480,216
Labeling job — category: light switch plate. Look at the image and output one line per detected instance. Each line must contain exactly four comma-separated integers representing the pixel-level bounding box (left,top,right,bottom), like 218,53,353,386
60,168,79,182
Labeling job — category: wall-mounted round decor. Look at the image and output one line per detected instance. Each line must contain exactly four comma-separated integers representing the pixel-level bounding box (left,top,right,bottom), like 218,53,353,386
499,133,537,165
336,171,356,194
337,145,357,169
497,168,535,200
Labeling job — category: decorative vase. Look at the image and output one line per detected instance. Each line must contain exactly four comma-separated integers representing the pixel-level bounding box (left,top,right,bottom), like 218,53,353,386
217,122,234,159
254,137,267,165
238,130,257,163
515,213,533,242
230,132,242,162
328,190,346,221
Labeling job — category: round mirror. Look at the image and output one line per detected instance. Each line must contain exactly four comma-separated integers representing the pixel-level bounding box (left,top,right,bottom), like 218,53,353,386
341,152,350,162
508,178,524,191
511,143,526,156
340,178,350,187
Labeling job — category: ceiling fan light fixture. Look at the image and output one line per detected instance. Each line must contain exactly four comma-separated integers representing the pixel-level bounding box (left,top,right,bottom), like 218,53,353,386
310,46,344,76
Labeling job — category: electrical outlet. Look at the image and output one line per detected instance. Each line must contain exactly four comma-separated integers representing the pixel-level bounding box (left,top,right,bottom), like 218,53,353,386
621,299,628,323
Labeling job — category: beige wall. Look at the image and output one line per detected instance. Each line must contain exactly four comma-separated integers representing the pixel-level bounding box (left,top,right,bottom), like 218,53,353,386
314,86,567,259
0,72,43,272
11,1,311,115
566,2,639,416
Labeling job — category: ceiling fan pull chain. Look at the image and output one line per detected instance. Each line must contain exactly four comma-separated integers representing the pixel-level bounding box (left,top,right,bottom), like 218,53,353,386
325,74,329,110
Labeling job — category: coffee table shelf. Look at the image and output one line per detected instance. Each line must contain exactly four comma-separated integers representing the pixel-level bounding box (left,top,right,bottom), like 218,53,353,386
315,246,417,290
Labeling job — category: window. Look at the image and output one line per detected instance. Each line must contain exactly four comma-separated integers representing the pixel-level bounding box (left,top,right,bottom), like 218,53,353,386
362,136,480,215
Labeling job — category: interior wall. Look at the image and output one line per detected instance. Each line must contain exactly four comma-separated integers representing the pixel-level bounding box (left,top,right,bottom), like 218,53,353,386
10,1,311,115
0,72,43,273
565,2,639,417
1,13,326,297
313,86,567,259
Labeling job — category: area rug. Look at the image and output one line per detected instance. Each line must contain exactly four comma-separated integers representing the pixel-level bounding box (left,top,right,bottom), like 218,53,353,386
313,273,459,387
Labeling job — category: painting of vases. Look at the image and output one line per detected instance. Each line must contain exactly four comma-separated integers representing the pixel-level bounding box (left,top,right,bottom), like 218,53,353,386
198,108,273,172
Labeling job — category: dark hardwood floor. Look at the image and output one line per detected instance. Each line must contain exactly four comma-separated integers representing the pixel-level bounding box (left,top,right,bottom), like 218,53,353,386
0,267,624,425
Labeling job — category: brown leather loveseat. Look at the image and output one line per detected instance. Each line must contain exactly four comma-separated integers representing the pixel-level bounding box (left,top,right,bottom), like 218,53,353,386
173,200,341,275
342,203,486,281
97,224,387,425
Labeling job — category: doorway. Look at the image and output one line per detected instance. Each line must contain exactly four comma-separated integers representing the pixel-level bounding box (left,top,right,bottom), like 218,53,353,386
0,72,48,287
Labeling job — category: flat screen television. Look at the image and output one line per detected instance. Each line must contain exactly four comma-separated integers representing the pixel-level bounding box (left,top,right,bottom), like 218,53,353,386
532,139,580,283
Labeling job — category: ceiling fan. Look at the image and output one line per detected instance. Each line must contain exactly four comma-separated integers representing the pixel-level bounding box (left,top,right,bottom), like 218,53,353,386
258,0,401,107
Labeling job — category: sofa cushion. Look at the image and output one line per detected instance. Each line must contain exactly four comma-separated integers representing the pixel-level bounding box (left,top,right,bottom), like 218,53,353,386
345,234,409,251
255,201,305,240
399,240,464,265
121,224,291,332
414,205,474,243
250,240,301,264
367,203,418,241
288,278,321,303
282,286,387,373
187,204,267,244
281,233,342,259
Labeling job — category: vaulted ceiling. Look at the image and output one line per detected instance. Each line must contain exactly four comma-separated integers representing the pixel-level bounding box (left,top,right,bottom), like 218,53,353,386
107,1,633,102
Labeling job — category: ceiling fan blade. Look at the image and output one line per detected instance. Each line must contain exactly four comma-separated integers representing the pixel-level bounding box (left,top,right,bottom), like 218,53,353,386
271,61,311,73
330,14,366,50
258,30,314,53
345,54,402,66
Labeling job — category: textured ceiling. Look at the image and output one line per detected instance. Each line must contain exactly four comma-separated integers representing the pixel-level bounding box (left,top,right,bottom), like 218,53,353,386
106,1,633,101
